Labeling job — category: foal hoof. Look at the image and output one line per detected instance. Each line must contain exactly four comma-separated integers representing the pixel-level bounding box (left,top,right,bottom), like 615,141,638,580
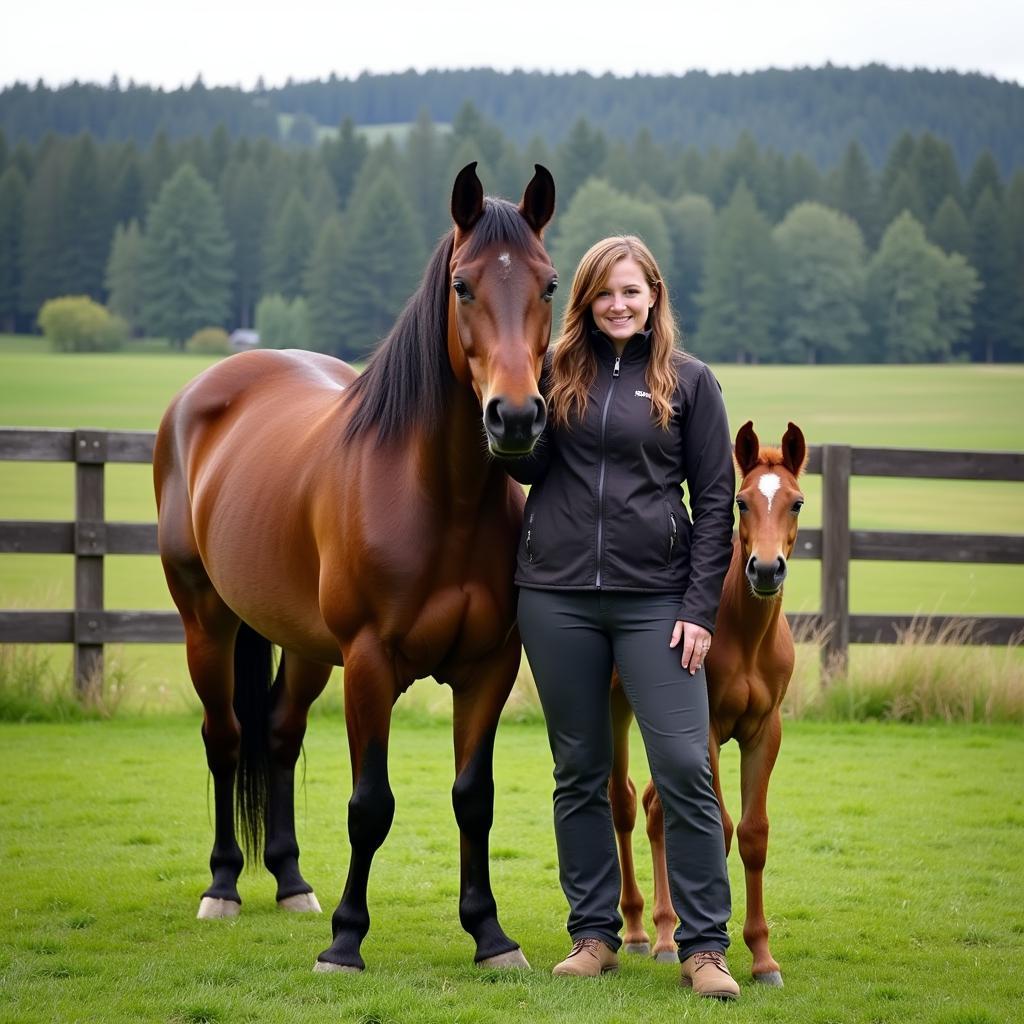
623,941,651,956
197,897,240,920
313,960,363,974
477,948,531,969
278,892,322,913
753,970,784,987
653,950,678,964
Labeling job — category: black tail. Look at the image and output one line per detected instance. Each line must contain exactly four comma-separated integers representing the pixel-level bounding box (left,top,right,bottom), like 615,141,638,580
232,621,278,862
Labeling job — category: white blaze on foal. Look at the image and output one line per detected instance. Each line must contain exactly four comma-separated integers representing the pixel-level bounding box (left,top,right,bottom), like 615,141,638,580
498,251,512,278
758,472,781,512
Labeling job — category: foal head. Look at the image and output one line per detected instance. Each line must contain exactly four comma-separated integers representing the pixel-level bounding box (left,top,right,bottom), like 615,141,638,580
448,162,556,456
734,421,807,598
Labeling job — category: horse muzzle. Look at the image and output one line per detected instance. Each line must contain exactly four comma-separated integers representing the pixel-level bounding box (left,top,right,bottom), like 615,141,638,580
745,554,787,597
483,395,546,456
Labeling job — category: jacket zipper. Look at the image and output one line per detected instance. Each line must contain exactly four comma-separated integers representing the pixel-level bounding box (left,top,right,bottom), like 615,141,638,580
526,512,534,562
668,507,677,564
595,354,621,588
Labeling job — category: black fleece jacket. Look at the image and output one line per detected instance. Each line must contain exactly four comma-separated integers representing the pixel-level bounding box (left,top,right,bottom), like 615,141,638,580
503,331,735,633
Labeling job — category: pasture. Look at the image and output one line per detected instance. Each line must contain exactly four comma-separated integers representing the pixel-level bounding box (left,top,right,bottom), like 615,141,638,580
1,343,1022,711
1,716,1022,1023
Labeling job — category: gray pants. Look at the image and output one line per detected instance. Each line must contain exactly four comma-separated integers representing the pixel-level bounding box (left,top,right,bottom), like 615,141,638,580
517,587,731,959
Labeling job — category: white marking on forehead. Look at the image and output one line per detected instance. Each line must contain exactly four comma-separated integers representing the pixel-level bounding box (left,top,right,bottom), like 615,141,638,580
758,473,782,512
497,251,512,280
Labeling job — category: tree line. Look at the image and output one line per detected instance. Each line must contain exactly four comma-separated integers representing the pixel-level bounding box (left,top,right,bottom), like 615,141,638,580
3,66,1024,174
0,104,1021,363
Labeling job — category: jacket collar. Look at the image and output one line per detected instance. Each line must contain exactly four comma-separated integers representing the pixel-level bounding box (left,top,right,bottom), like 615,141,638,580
591,327,653,366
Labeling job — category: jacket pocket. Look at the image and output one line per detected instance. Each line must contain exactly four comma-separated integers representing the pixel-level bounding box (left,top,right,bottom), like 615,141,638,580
525,511,535,563
665,500,678,566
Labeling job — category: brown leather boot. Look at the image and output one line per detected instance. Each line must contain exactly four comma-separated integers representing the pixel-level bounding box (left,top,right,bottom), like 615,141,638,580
552,937,619,977
680,950,740,1000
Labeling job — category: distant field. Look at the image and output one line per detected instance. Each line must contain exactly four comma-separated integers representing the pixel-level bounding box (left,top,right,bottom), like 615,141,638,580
1,344,1022,708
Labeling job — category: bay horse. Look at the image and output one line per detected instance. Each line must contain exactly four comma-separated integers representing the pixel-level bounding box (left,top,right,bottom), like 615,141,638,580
608,421,806,986
153,163,557,972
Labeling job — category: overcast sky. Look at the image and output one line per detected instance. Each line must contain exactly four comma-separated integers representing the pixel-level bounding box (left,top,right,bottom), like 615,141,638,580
4,0,1022,91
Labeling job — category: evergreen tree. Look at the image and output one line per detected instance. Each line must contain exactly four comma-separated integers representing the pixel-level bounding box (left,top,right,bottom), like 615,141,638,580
140,163,234,346
404,109,447,245
304,214,347,353
0,165,28,331
929,196,971,255
20,145,66,318
220,159,268,327
143,130,176,205
911,133,963,219
104,219,145,333
879,169,926,230
556,119,608,207
308,164,339,224
322,117,368,208
109,143,145,229
773,202,867,364
263,189,314,300
830,142,876,244
450,101,505,168
932,250,980,360
968,188,1020,361
695,181,778,364
965,150,1004,210
659,193,714,339
333,168,427,357
61,134,108,299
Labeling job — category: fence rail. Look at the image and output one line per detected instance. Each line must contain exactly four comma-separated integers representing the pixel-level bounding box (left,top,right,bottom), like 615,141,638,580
1,427,1022,690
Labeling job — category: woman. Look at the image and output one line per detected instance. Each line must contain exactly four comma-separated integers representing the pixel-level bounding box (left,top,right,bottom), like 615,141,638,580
506,236,739,1000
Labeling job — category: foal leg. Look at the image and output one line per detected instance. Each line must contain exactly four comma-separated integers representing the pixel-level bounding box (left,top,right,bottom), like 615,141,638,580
709,736,734,855
609,676,650,955
265,652,332,912
736,712,783,986
451,642,528,968
316,634,397,973
642,782,678,963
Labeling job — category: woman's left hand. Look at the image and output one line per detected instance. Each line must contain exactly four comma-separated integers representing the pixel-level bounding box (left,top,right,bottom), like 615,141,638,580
670,620,712,675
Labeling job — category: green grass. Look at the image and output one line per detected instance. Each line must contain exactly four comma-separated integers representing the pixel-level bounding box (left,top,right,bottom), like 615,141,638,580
0,716,1022,1023
1,348,1022,710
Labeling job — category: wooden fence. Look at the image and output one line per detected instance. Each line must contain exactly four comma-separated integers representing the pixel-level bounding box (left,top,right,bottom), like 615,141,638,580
1,427,1022,691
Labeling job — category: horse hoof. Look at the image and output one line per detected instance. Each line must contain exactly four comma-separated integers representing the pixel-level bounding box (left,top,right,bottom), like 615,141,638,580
477,948,531,969
653,950,678,964
278,892,322,913
753,970,784,987
197,897,240,920
313,960,363,974
623,942,651,956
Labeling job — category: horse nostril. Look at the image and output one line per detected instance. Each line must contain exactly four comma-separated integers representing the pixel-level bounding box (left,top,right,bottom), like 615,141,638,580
774,557,787,583
484,397,503,436
531,396,546,437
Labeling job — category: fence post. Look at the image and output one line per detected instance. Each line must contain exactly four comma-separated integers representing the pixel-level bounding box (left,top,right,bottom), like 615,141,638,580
820,443,851,681
74,430,106,695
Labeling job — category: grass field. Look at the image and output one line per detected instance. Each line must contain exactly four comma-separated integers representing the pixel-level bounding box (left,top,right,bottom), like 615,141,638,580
1,716,1022,1024
1,342,1022,710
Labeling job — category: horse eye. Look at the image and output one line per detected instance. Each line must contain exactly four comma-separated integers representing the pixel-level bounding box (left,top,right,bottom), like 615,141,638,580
453,280,471,300
736,498,748,513
791,500,804,515
543,280,558,302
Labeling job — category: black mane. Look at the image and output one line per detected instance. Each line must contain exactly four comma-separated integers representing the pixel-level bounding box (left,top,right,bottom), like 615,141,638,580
342,197,539,444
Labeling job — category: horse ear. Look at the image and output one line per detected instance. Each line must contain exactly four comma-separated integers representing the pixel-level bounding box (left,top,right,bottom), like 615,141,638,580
734,421,760,476
781,422,807,477
520,164,556,235
451,162,484,232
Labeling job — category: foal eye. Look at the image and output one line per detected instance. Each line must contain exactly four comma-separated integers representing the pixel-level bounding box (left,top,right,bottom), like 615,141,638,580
736,498,748,513
453,280,471,301
791,500,804,515
543,280,558,302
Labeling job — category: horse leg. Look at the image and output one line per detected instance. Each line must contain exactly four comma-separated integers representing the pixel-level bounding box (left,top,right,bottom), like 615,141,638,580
642,781,678,963
736,712,784,986
316,635,397,973
451,642,528,968
265,652,332,912
609,677,650,955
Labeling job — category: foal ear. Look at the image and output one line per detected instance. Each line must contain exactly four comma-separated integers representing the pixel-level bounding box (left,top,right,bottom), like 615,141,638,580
451,162,485,232
520,164,556,235
734,421,761,476
781,422,807,477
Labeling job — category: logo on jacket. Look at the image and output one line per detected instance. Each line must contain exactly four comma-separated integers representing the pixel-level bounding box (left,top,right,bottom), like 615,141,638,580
634,389,652,400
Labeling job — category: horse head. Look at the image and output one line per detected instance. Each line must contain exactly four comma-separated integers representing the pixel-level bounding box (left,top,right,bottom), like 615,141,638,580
733,421,807,598
448,162,556,456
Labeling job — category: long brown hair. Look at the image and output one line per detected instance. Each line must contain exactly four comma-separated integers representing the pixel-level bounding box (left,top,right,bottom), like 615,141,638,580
548,236,681,429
